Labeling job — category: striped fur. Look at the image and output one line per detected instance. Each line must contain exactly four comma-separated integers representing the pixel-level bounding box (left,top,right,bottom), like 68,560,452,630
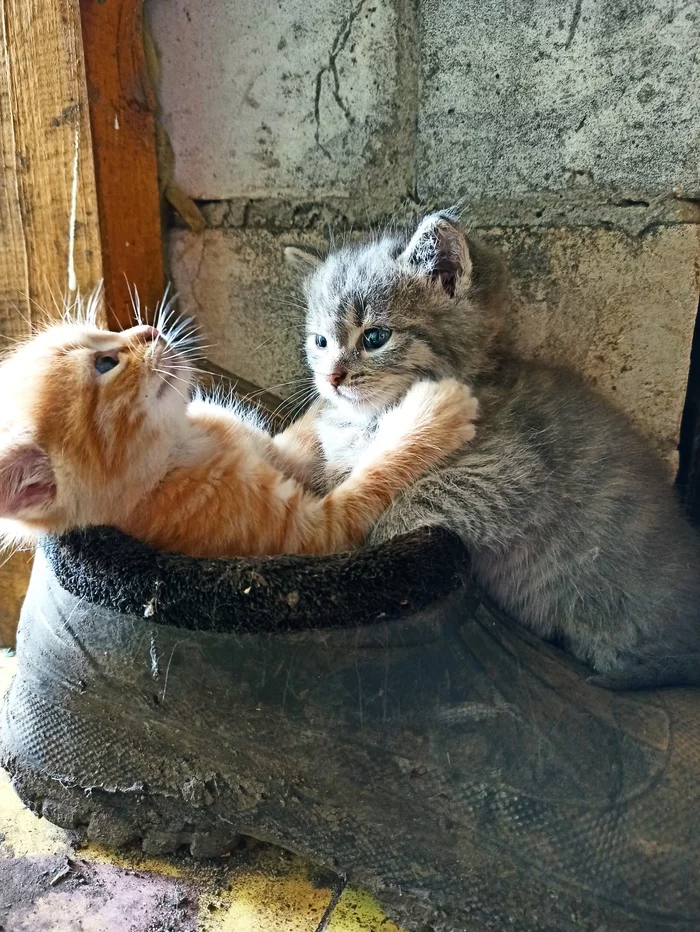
282,211,700,688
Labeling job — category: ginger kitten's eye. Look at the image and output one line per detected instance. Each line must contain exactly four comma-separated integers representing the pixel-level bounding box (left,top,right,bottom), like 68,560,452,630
94,354,120,375
362,327,392,351
315,334,328,349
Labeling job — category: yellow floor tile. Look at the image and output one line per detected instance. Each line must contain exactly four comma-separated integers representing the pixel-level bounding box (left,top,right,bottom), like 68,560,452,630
196,847,333,932
326,886,404,932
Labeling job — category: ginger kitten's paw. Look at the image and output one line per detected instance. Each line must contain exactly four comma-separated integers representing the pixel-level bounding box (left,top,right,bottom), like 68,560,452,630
397,378,478,448
374,378,478,463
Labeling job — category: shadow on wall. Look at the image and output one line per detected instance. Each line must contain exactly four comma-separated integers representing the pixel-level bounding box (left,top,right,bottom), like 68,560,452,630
677,298,700,519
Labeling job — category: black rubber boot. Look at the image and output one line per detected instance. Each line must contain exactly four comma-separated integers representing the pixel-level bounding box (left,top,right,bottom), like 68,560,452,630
1,526,699,931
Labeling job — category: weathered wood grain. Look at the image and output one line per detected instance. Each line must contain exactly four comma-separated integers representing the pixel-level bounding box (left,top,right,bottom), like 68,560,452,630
3,0,103,325
0,4,29,346
80,0,165,329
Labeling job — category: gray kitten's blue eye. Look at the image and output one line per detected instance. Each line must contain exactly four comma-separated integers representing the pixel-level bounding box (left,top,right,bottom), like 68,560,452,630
315,334,327,349
94,354,119,375
362,327,392,351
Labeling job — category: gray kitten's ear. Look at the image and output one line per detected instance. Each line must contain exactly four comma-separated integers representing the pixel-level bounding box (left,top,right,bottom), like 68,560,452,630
284,246,322,274
399,212,472,298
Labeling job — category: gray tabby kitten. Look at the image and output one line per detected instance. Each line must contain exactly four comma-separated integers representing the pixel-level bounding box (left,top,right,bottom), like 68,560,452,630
278,211,700,689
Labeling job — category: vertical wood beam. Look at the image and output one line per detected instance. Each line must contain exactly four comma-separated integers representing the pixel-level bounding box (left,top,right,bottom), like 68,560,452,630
80,0,165,329
1,0,103,329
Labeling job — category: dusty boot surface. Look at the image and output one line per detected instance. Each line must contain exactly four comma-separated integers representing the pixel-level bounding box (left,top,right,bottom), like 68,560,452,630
1,526,698,932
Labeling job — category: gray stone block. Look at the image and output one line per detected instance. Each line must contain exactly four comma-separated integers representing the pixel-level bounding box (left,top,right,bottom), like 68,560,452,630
491,223,698,468
418,0,700,203
147,0,413,204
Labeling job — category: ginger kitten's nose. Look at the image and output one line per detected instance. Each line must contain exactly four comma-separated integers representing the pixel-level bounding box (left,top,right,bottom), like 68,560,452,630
128,325,159,343
327,367,348,388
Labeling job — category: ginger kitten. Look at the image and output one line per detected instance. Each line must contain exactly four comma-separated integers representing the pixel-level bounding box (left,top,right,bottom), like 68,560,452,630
0,311,477,559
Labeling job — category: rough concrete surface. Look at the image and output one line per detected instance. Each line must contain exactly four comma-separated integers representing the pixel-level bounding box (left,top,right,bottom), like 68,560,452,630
494,223,700,466
169,229,312,402
418,0,700,202
146,0,415,204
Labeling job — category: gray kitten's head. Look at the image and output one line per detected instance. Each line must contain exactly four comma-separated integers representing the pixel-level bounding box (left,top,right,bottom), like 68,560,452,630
286,211,506,417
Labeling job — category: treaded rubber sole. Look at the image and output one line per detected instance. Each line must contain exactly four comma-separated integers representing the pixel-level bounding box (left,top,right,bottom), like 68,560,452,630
3,531,700,931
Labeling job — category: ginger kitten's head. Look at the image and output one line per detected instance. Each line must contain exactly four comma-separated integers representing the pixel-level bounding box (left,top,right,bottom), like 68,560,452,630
0,319,192,544
286,211,506,417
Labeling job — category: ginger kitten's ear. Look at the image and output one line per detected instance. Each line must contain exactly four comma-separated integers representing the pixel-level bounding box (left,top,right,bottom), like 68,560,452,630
0,441,56,517
284,246,322,275
399,211,472,298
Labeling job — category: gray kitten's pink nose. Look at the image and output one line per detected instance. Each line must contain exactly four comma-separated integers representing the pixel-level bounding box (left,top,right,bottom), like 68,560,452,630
327,367,348,388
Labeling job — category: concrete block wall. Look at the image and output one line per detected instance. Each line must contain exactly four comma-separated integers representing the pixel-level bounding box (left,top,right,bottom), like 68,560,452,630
146,0,700,466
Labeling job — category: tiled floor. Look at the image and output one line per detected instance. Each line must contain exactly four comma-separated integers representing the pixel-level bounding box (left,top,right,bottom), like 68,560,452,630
0,652,402,932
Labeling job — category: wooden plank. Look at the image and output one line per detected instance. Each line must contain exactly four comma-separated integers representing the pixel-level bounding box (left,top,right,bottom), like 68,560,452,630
3,0,103,325
0,0,105,645
0,5,31,646
80,0,165,330
0,2,29,345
